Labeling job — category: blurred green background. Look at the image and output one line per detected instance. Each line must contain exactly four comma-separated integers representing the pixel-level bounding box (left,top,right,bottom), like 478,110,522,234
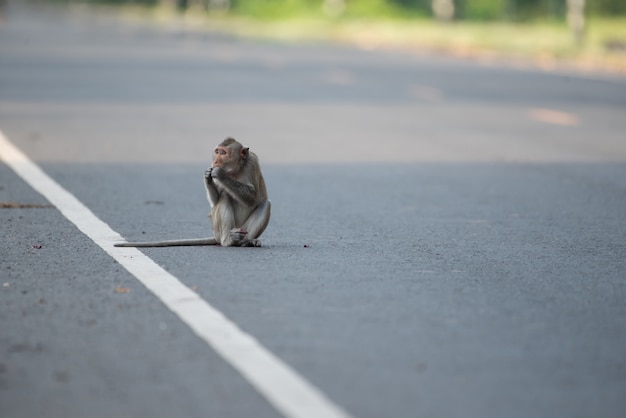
48,0,626,73
57,0,625,20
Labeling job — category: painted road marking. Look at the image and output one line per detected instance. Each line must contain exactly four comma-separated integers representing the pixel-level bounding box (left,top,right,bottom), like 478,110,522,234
0,130,351,418
528,108,579,126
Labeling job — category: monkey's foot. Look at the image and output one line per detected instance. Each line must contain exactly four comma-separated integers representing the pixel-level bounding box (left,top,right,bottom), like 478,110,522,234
243,239,262,247
229,228,248,245
227,229,262,247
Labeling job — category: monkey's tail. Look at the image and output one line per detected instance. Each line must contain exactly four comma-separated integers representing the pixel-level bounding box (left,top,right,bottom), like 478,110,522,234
114,237,218,247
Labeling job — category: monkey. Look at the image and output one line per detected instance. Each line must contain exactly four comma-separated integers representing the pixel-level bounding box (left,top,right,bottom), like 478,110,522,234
114,138,270,248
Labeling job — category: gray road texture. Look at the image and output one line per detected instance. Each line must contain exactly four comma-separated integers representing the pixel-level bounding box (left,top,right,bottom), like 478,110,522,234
1,2,626,418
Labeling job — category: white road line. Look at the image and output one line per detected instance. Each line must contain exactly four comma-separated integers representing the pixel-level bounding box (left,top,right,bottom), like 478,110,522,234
0,130,352,418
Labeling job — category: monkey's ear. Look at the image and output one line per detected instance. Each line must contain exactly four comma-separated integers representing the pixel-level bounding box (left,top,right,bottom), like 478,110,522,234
241,147,250,159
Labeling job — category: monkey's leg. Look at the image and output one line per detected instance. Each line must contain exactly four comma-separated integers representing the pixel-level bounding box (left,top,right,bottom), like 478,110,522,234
213,200,240,247
240,200,271,247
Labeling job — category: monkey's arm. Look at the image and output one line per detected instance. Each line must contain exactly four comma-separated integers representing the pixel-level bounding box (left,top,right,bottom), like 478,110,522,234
212,168,256,206
204,168,221,207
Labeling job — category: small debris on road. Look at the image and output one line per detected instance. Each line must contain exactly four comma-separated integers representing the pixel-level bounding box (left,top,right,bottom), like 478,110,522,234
0,202,54,209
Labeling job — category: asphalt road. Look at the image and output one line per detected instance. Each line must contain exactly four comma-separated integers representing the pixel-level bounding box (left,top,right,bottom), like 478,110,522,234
1,3,626,418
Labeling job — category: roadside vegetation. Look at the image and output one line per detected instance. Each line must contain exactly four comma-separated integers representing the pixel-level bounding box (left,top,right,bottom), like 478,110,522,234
51,0,626,74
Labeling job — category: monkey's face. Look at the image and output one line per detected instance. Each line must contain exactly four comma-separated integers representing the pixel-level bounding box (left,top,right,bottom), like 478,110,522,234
212,146,232,169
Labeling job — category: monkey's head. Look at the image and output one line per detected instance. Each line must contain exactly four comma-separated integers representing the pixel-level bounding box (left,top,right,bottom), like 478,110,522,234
212,137,249,174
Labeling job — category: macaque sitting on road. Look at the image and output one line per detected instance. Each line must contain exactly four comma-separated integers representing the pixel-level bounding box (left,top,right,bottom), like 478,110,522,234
115,137,270,248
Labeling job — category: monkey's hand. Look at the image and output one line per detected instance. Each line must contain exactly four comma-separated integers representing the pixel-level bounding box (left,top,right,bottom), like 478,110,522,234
210,166,225,179
204,168,213,182
230,228,248,245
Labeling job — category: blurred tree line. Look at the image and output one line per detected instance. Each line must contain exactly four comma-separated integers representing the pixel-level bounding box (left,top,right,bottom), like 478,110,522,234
135,0,625,20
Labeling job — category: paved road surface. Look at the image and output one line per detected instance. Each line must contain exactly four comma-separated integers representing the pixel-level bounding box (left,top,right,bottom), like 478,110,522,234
1,2,625,418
